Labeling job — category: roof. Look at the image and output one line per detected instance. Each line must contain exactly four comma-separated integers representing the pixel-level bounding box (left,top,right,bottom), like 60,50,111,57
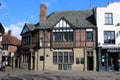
37,9,96,29
25,23,36,31
23,9,96,31
2,34,21,46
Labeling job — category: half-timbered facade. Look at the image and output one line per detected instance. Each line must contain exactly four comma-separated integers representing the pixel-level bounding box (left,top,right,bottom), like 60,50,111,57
20,4,97,71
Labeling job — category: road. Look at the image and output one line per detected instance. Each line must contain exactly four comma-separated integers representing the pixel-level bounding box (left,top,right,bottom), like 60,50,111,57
0,67,120,80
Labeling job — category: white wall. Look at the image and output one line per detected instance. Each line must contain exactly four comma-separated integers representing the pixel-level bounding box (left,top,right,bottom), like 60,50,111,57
96,2,120,47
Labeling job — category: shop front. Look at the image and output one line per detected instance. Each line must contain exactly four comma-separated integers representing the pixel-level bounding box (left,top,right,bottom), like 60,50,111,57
98,47,120,71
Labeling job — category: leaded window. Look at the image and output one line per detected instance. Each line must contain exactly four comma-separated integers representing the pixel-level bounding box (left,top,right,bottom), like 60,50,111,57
64,52,68,63
53,52,57,63
53,51,74,70
58,52,63,63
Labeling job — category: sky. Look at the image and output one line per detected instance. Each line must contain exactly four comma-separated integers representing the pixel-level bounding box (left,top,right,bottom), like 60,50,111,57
0,0,119,39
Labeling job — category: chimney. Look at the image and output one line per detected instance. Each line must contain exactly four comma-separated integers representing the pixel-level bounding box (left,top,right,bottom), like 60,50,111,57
40,4,47,24
8,30,11,36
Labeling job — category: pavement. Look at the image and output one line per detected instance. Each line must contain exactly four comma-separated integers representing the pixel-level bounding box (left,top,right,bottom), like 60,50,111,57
0,67,120,80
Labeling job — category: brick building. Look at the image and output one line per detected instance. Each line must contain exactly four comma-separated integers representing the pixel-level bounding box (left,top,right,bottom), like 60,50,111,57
2,30,21,68
20,4,97,71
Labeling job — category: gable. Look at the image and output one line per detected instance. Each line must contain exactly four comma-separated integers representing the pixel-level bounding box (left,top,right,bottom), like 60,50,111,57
53,18,74,29
52,19,74,33
21,26,30,34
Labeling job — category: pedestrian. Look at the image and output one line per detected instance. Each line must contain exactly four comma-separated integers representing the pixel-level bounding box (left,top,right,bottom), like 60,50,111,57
2,61,6,71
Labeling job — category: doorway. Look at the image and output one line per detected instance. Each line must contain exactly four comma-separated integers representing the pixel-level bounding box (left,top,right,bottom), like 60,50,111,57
87,56,93,70
108,53,118,71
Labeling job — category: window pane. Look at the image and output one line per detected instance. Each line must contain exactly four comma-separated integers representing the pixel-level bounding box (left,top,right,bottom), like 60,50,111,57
76,58,79,64
63,64,67,70
63,32,68,41
58,64,62,70
104,31,115,44
68,64,72,70
109,14,112,17
64,52,68,63
81,58,84,64
105,18,109,24
53,52,57,63
105,13,113,24
86,31,93,41
69,52,74,63
105,13,108,17
69,32,73,41
58,52,63,63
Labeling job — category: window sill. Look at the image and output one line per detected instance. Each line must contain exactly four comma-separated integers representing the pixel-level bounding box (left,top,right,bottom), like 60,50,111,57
103,43,116,45
86,40,93,42
104,23,114,25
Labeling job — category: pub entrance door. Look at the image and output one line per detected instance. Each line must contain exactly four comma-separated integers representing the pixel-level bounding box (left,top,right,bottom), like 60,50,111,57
87,56,93,70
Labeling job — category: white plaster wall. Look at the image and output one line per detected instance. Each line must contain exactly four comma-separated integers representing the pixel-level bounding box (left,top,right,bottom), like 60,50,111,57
96,2,120,47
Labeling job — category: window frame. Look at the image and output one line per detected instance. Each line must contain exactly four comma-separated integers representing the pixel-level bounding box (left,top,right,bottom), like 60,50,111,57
53,30,73,42
105,13,113,25
53,51,74,70
104,31,115,44
86,29,93,41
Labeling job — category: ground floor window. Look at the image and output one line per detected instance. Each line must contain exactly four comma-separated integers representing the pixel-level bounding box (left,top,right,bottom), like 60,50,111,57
58,64,72,70
53,51,74,70
101,49,120,71
76,57,84,64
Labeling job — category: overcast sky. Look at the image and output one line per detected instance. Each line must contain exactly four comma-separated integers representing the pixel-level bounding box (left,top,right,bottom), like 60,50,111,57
0,0,119,39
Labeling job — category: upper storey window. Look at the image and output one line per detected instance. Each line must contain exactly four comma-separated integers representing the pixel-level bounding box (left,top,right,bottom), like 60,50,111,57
104,31,115,44
105,13,113,25
86,29,93,41
52,19,73,42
